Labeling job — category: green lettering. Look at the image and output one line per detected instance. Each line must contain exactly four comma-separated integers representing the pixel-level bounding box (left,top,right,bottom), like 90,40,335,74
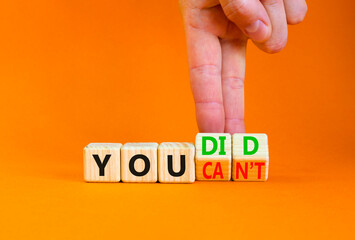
243,136,259,155
202,136,218,155
219,136,226,155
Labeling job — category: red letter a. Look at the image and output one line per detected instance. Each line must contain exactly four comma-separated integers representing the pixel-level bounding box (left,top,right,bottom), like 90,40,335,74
213,162,224,179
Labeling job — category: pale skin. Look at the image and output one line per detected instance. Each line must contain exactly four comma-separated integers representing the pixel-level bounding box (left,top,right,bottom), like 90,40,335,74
180,0,307,133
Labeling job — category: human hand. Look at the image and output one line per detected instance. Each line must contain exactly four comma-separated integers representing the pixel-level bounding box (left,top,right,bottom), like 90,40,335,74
180,0,307,133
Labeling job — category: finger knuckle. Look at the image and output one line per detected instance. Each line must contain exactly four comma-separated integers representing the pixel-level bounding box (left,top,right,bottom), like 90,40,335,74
222,76,244,90
260,0,283,7
190,64,220,78
225,117,245,124
195,101,224,107
223,0,250,20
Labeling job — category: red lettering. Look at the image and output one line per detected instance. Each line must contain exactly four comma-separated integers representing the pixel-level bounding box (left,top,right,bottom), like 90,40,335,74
236,162,248,179
213,162,224,179
255,162,265,179
203,162,212,179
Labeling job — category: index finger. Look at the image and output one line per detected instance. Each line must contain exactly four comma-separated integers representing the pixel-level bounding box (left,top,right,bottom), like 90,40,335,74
183,20,225,132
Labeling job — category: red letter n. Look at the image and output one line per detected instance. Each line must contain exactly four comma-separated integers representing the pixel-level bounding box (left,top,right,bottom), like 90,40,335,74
236,162,248,179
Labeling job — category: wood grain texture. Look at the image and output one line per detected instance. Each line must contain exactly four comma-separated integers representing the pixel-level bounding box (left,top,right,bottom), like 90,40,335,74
195,133,231,181
158,142,195,183
121,143,158,183
83,143,122,182
232,134,269,181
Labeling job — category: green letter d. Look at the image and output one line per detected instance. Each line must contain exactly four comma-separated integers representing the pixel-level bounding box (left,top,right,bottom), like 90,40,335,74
243,136,259,155
202,136,218,155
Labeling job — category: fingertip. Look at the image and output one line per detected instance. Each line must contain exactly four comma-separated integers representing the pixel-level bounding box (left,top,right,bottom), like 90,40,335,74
224,118,245,134
195,103,225,133
285,0,308,25
287,3,307,25
220,0,272,42
258,36,287,54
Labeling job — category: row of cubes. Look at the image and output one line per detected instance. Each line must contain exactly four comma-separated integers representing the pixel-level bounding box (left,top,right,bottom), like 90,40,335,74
84,133,269,183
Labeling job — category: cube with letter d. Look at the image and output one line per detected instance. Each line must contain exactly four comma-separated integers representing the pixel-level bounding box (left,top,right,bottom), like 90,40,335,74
195,133,231,181
232,134,269,181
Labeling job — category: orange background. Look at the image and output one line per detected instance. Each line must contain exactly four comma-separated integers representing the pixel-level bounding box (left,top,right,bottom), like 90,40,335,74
0,0,354,239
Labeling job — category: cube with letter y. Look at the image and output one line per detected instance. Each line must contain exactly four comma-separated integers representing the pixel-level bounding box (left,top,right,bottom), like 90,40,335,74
195,133,231,181
83,143,122,182
232,134,269,181
121,143,158,183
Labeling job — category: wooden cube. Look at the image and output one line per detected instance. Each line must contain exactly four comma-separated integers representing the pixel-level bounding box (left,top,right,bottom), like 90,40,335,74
83,143,122,182
121,143,158,183
232,134,269,181
158,142,195,183
195,133,231,181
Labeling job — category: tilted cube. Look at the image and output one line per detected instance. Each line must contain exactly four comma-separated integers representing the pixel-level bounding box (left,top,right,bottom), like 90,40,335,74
232,134,269,181
195,133,231,181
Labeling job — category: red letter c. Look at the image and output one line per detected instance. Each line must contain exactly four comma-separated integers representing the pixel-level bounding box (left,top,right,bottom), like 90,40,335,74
203,162,212,179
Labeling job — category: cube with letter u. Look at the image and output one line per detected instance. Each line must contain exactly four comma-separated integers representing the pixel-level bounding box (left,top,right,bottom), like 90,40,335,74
158,142,195,183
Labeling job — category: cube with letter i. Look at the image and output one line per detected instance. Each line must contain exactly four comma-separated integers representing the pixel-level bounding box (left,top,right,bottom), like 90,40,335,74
83,143,122,182
158,142,195,183
195,133,232,181
232,134,269,181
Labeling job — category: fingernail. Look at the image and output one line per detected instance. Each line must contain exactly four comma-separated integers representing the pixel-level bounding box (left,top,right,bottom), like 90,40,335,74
245,20,268,42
